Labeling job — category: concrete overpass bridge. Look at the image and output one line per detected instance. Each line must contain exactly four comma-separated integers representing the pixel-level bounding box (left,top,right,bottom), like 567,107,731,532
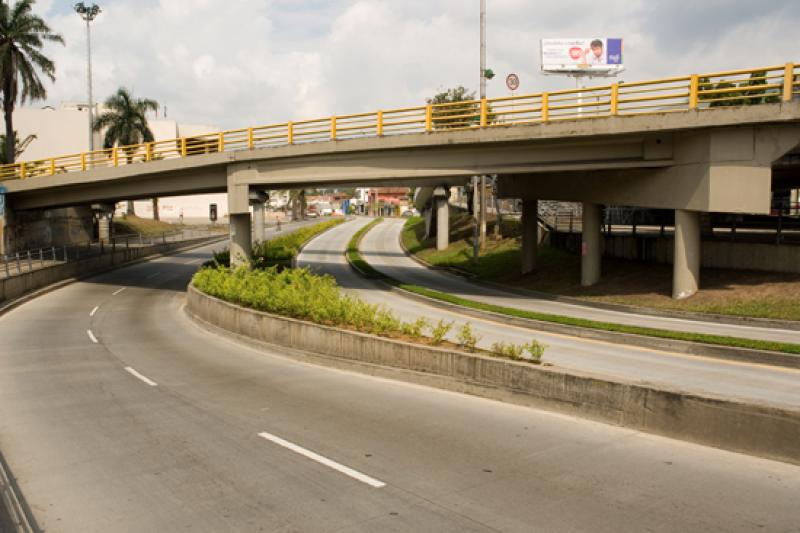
1,62,799,298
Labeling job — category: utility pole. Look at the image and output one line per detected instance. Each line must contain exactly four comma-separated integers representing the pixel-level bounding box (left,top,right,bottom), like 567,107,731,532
478,0,487,251
74,2,101,154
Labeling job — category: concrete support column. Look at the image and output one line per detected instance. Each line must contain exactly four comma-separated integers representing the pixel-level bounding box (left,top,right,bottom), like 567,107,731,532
521,198,538,274
791,189,799,216
229,213,252,268
98,215,111,244
0,197,11,256
252,203,265,243
581,202,602,287
435,192,449,251
673,209,701,299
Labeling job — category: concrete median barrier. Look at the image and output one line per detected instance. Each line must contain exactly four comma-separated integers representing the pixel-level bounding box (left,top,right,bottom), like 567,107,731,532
186,284,800,466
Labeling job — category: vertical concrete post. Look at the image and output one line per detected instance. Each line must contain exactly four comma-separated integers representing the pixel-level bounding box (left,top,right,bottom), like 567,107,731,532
0,198,11,256
521,198,538,274
228,165,257,268
581,202,602,286
435,188,449,251
673,209,701,299
253,203,265,244
98,215,111,244
229,214,252,268
791,189,799,216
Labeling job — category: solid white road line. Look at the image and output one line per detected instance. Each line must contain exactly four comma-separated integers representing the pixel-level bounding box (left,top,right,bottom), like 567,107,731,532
258,432,386,488
112,287,127,296
185,258,201,265
86,330,99,344
124,367,158,387
90,306,99,317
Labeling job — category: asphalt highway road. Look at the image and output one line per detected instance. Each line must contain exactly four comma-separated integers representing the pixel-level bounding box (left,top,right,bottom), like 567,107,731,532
373,219,800,344
298,218,800,409
2,221,800,532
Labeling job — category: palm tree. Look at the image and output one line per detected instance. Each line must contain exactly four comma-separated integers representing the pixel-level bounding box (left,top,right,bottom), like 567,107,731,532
0,130,35,164
93,88,159,217
0,0,64,164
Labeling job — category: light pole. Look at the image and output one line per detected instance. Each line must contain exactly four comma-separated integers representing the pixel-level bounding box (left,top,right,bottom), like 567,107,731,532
74,2,101,154
478,0,488,251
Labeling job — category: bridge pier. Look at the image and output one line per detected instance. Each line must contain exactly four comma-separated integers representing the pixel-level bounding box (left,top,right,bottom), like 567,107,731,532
0,199,11,256
673,209,701,299
521,199,538,274
581,202,603,286
434,186,449,251
229,214,252,268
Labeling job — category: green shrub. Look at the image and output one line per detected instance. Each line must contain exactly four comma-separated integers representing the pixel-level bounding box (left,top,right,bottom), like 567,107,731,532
401,317,429,339
523,339,547,364
430,319,454,345
490,341,525,360
456,323,480,352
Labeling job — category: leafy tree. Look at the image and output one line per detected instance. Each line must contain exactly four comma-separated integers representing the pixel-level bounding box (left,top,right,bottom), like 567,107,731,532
699,71,781,108
93,88,159,216
426,86,479,130
0,0,64,164
0,130,35,164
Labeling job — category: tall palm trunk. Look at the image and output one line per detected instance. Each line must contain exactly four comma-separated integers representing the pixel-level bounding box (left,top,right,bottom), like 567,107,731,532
152,198,159,220
3,93,15,164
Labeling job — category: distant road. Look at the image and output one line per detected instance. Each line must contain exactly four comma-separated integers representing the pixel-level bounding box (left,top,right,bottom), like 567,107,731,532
299,218,800,409
0,219,799,531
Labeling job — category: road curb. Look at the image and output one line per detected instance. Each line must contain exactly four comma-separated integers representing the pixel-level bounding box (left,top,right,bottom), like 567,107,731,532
185,285,800,466
0,446,37,533
397,220,800,331
390,224,800,369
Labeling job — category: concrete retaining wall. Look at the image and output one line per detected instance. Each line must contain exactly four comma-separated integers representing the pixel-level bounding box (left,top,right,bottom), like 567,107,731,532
552,232,800,274
186,285,800,465
0,236,223,304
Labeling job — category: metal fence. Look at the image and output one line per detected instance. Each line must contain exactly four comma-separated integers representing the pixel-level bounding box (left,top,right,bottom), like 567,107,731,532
1,228,222,279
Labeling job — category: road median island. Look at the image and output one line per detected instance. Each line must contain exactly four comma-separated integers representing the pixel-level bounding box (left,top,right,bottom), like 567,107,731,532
185,283,800,466
354,219,800,368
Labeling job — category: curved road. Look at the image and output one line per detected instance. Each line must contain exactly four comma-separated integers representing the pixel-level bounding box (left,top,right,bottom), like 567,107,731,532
1,223,800,531
298,218,800,409
375,219,800,344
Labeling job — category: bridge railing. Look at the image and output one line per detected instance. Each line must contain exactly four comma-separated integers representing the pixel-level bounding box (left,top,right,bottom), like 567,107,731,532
1,62,797,181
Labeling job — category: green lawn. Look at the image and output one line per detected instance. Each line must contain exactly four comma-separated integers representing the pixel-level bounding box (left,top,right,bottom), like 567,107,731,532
401,215,800,322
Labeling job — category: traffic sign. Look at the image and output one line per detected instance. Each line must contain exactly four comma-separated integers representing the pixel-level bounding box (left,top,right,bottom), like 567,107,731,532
506,73,520,91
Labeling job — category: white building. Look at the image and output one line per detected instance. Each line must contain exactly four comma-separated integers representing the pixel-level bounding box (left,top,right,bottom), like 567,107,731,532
13,103,229,223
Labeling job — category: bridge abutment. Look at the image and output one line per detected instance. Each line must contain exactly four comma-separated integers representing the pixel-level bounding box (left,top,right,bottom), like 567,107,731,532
581,202,603,287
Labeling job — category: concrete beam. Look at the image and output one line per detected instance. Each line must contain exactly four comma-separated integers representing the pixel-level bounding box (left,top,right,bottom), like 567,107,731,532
581,203,602,287
673,209,701,299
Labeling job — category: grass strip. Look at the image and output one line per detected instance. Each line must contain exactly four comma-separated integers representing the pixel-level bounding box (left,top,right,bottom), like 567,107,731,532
346,217,386,278
350,218,800,356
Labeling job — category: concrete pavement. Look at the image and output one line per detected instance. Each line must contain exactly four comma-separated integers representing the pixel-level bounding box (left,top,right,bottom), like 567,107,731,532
298,218,800,409
1,224,800,530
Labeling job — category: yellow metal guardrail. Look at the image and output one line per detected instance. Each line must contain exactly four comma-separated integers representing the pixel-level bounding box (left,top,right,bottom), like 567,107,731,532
1,62,798,181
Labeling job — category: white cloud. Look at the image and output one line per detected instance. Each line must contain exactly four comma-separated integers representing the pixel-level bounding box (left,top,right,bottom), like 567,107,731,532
27,0,800,132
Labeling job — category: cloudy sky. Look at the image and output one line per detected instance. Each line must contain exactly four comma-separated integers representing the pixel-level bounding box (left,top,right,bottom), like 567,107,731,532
31,0,800,130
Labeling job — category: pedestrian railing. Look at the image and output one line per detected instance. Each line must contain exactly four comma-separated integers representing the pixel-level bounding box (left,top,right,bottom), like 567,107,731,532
0,63,797,181
0,228,221,279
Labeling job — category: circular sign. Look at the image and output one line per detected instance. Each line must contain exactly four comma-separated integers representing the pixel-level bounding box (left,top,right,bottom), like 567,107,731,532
506,73,520,91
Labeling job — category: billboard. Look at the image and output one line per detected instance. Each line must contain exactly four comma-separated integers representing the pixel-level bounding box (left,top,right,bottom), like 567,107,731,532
540,38,624,74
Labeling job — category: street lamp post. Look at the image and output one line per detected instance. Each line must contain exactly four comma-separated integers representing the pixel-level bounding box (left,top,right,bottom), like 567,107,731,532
74,2,101,154
478,0,487,251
